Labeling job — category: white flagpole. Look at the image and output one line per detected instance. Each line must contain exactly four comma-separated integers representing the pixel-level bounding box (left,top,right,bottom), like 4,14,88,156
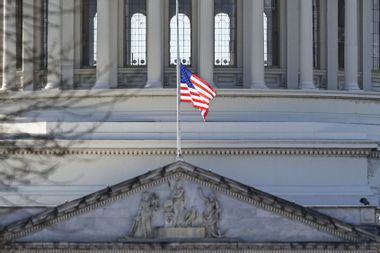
176,0,183,161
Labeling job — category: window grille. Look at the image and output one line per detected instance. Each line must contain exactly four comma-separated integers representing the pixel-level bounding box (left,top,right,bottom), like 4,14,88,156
125,0,146,66
373,0,380,70
40,0,48,70
338,0,345,69
312,0,320,69
16,0,23,69
214,0,236,66
264,0,279,67
82,0,97,67
169,0,192,66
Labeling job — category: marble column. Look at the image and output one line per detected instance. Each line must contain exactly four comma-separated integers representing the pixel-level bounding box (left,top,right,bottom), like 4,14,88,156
94,0,117,89
198,0,214,85
243,0,251,87
45,0,62,90
344,0,360,90
286,0,299,89
21,0,34,90
146,0,163,88
362,0,372,91
250,0,266,88
327,0,338,90
61,0,75,89
2,0,17,90
299,0,315,89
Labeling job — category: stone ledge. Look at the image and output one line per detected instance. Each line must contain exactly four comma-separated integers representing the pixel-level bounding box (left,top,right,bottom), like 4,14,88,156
2,88,380,100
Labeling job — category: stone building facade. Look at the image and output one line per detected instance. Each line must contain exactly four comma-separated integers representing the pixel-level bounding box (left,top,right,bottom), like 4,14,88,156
0,0,379,251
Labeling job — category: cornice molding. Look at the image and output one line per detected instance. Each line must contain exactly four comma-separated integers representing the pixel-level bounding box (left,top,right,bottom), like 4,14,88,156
3,241,379,252
0,148,375,157
369,152,380,158
2,88,380,101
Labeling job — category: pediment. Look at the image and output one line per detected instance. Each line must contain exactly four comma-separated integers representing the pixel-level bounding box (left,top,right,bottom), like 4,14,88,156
0,161,378,244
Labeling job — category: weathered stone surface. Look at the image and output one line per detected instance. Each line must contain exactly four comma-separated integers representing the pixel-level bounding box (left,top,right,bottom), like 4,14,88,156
157,227,206,239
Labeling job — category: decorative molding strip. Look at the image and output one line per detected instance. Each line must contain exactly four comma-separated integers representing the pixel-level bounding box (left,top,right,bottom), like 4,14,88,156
369,151,380,158
2,88,380,101
0,148,374,157
2,242,379,252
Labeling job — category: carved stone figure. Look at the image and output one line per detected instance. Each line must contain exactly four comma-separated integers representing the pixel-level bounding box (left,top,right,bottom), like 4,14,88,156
128,182,224,240
163,179,185,227
128,191,160,238
170,179,186,226
198,187,222,238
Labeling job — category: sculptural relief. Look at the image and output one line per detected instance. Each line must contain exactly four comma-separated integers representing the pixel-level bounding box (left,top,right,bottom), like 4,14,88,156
183,206,198,227
128,191,160,238
127,180,223,240
168,180,186,226
198,187,223,238
163,180,199,227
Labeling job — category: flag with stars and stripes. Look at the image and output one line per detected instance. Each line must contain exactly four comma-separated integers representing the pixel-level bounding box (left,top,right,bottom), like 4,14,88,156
180,64,217,121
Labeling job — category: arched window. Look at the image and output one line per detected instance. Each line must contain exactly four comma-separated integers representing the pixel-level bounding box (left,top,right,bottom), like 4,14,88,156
214,0,236,66
264,0,279,67
169,0,192,66
373,0,380,70
125,0,146,66
16,0,23,69
312,0,320,69
215,13,230,65
82,0,97,67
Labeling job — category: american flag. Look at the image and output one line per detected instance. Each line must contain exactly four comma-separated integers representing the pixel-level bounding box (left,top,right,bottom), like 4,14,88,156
180,64,217,121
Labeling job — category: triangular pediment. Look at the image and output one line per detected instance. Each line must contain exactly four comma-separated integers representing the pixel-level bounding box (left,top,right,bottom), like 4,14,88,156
0,161,378,245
